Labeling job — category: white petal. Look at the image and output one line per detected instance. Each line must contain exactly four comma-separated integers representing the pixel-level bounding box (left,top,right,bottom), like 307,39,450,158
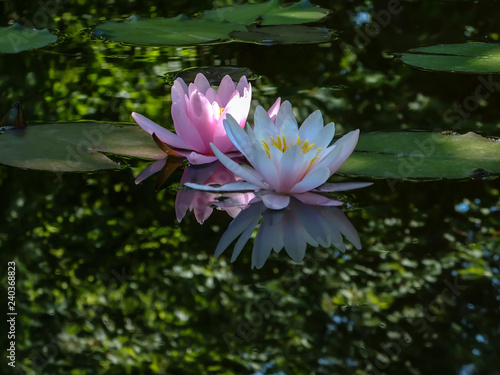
262,193,290,210
328,129,360,174
254,105,277,135
308,122,336,149
223,114,254,160
315,182,373,192
299,110,323,140
290,167,330,193
274,100,296,130
184,181,259,192
252,150,280,191
210,144,268,189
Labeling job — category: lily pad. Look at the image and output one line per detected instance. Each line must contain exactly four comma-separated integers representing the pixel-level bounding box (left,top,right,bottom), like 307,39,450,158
400,43,500,73
0,23,57,53
94,15,246,46
203,0,329,26
0,123,164,172
229,25,332,45
339,131,500,179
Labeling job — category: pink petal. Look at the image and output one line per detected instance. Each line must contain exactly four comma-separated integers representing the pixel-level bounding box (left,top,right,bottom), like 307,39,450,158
131,112,189,149
223,91,251,127
187,92,216,149
134,158,166,184
217,75,237,107
171,79,189,107
235,75,250,96
267,97,281,120
171,103,208,153
184,152,218,165
193,73,211,94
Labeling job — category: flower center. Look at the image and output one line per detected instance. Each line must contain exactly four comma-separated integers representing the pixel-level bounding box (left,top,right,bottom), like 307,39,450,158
261,135,321,157
219,107,225,116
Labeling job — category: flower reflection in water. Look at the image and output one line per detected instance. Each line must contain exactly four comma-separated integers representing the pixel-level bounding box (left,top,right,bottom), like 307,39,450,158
176,162,254,224
214,196,361,269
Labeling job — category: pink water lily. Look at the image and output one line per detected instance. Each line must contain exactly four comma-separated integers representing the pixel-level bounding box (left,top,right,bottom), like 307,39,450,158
185,101,372,209
132,73,259,165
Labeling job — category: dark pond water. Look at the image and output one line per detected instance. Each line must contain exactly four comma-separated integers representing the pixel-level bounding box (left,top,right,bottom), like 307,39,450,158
1,0,500,374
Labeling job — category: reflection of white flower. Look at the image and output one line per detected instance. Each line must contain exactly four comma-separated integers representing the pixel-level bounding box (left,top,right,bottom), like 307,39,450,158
215,197,361,269
186,101,371,209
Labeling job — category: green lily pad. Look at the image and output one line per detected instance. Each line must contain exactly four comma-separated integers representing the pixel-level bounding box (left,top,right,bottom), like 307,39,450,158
229,25,332,45
261,0,331,26
94,15,246,46
339,131,500,179
0,123,164,172
400,43,500,73
0,23,57,53
203,0,329,26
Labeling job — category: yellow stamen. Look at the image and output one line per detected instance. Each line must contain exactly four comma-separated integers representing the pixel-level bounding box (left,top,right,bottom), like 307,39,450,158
219,107,225,116
261,134,321,161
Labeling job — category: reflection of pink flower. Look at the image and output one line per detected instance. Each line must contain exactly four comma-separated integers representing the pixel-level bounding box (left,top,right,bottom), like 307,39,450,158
215,197,361,269
176,162,254,224
132,73,256,165
186,101,371,209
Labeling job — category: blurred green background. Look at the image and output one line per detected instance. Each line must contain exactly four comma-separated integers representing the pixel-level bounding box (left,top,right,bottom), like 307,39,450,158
1,0,499,374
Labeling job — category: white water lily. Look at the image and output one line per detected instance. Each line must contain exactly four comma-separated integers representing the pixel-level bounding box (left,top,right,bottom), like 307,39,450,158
185,101,371,209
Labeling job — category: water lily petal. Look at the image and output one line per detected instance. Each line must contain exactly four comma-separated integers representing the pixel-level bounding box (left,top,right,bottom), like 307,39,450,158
252,148,280,191
254,106,278,137
223,115,254,160
217,75,237,106
299,110,324,140
267,97,281,120
235,75,250,96
193,73,211,94
132,112,189,149
171,103,207,152
328,129,360,174
134,158,166,184
292,192,343,206
188,92,216,150
315,182,373,192
214,201,265,257
262,193,290,210
171,78,189,103
223,90,251,127
329,209,362,250
309,122,336,149
278,145,304,192
185,181,259,192
274,100,296,130
252,214,275,268
184,152,218,165
210,143,268,189
290,167,330,193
